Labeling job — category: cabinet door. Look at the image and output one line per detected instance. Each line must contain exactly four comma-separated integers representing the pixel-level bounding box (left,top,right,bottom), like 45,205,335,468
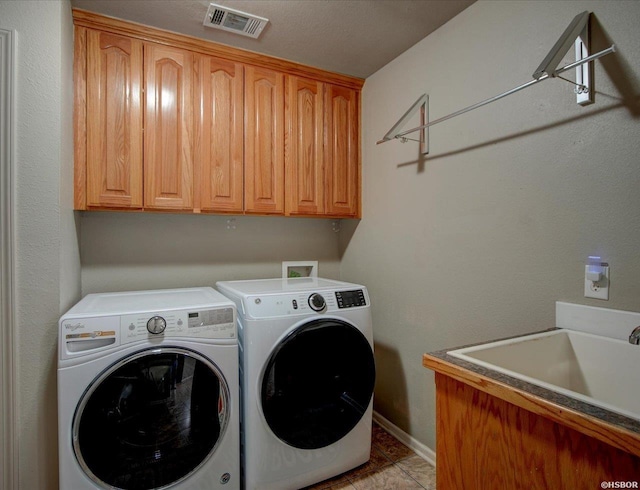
86,30,143,208
285,76,324,216
245,66,285,214
325,85,360,217
144,43,193,210
196,56,243,213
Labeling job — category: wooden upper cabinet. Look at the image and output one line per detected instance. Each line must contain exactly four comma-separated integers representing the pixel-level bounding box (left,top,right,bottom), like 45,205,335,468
325,84,360,217
244,66,285,214
144,43,194,210
74,12,363,217
85,29,143,208
195,55,244,213
285,76,325,216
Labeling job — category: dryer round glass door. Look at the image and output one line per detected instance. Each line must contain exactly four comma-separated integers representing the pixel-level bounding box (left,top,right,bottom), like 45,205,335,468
72,347,230,490
261,319,375,450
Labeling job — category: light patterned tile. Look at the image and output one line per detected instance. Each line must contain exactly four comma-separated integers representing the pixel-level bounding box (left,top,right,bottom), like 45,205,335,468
304,425,435,490
308,445,393,488
341,446,393,479
325,482,357,490
349,464,423,490
396,455,436,489
372,424,414,462
303,474,350,490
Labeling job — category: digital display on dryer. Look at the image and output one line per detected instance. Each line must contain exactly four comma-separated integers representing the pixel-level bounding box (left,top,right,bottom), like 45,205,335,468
335,290,366,308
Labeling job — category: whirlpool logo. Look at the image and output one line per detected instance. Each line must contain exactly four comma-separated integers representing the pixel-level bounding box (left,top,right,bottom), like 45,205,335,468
64,322,85,331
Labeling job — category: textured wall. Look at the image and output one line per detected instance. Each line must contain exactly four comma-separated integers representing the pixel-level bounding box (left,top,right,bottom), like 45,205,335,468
1,0,79,488
5,0,640,486
80,213,342,294
341,0,640,452
59,1,81,314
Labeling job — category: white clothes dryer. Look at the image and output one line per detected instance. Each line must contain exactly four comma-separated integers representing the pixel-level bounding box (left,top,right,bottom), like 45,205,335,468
58,287,240,490
216,278,375,490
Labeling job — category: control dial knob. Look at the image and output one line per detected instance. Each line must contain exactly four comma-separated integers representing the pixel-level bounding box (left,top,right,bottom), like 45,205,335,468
308,293,326,312
147,316,167,334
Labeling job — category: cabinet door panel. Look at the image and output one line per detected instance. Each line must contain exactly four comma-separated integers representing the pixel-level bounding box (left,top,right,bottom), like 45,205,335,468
245,66,285,214
86,30,143,208
196,56,243,213
285,76,324,216
325,85,360,217
144,43,193,210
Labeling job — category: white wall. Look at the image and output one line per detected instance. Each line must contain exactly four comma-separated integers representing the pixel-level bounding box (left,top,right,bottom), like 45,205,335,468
1,0,79,488
341,0,640,451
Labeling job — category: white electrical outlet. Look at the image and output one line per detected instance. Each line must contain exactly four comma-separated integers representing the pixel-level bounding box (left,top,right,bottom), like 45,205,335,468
584,264,609,300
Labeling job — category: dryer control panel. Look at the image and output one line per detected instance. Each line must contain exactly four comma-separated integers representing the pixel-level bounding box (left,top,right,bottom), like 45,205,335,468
242,288,369,318
335,290,367,308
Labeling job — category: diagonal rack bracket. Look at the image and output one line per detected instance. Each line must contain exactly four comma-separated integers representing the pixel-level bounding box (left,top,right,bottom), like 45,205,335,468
574,15,593,105
532,10,593,105
377,11,615,148
379,94,429,154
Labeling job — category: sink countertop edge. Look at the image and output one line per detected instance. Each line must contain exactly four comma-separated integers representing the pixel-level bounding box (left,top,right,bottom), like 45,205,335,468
423,330,640,458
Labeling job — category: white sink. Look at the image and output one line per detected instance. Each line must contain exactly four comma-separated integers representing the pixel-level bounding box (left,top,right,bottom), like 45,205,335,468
448,328,640,421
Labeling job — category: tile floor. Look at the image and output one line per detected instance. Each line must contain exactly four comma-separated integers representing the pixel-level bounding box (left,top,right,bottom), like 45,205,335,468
303,423,436,490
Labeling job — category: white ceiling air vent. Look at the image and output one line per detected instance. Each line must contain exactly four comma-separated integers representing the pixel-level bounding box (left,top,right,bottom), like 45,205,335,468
203,3,269,39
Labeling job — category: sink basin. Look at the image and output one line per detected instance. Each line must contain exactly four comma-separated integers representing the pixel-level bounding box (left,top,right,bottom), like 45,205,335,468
447,329,640,421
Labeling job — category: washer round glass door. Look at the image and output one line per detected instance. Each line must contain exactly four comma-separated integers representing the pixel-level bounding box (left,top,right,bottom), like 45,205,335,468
73,348,229,490
261,319,375,450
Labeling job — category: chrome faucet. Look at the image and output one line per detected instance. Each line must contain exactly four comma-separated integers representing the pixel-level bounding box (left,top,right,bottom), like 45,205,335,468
629,326,640,345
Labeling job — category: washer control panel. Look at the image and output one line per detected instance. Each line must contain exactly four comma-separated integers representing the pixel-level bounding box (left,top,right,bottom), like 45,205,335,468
60,307,236,360
121,307,236,343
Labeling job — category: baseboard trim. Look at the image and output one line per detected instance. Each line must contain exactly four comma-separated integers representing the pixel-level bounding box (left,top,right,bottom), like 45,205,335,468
373,411,436,466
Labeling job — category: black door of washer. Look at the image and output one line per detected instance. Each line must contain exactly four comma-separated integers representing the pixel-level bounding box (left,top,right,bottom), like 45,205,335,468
261,319,375,450
73,347,230,490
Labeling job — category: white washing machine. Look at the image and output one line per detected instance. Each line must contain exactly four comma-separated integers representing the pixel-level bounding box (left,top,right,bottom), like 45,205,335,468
216,278,375,490
58,287,240,490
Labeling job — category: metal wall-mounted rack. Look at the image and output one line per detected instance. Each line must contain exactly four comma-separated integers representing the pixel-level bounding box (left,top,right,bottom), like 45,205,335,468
377,11,616,154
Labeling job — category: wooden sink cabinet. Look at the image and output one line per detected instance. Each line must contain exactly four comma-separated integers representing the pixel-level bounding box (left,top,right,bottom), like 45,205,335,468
423,353,640,489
